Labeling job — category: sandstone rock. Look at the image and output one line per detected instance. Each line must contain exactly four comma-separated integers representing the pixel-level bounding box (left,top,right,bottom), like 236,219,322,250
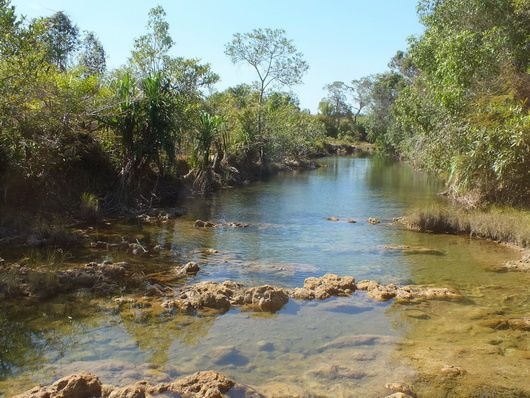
480,317,530,331
165,281,288,314
107,382,149,398
167,370,235,398
356,280,460,303
233,285,289,312
195,220,217,228
13,372,102,398
174,262,200,277
16,371,262,398
395,285,461,302
367,217,381,224
441,364,466,377
385,382,417,397
383,244,444,256
290,274,355,300
367,284,398,301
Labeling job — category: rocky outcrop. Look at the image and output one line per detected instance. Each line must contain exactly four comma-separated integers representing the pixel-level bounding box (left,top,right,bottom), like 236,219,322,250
356,280,461,302
367,217,381,225
113,274,460,318
162,281,289,314
13,371,262,398
291,274,356,300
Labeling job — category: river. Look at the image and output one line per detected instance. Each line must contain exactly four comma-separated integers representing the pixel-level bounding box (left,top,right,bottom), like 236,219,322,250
1,156,529,397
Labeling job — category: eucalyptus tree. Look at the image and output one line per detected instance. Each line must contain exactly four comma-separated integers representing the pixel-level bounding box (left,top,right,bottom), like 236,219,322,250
78,31,106,76
225,28,308,137
129,5,173,76
39,11,79,71
350,77,372,123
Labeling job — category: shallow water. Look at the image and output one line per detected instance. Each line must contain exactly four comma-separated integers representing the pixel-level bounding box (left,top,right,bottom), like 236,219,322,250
1,156,529,397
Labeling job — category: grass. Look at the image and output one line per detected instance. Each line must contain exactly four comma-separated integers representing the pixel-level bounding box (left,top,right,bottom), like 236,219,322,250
401,205,530,248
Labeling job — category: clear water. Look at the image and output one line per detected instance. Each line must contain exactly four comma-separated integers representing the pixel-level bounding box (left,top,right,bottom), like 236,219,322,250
1,156,529,397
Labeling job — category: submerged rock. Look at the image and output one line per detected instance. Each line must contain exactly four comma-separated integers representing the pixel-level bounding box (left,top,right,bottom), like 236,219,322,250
195,220,217,228
174,261,201,277
495,253,530,272
306,364,368,380
14,371,262,398
290,274,356,300
194,220,250,228
385,382,417,398
440,364,467,377
480,317,530,331
0,260,143,300
383,244,444,256
258,382,306,398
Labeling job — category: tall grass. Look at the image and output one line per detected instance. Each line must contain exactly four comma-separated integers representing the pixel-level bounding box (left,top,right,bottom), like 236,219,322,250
402,205,530,248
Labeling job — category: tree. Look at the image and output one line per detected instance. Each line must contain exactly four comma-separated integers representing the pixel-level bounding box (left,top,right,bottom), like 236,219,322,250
225,28,308,142
323,81,351,127
39,11,79,71
350,77,372,124
225,28,308,105
129,5,173,77
78,31,106,76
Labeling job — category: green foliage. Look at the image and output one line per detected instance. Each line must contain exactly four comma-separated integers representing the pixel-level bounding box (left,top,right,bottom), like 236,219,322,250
363,0,530,206
38,11,80,71
0,2,323,207
78,31,106,76
193,112,223,170
108,71,178,181
225,28,308,102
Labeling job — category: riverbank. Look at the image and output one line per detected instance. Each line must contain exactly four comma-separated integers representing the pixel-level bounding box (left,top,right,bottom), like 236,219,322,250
399,205,530,248
0,142,374,249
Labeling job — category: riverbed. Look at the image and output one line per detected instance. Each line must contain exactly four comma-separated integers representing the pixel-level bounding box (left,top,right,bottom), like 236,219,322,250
1,156,529,397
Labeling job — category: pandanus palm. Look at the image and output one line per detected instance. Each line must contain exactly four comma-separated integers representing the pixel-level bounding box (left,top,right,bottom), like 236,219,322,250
194,111,223,171
189,111,223,196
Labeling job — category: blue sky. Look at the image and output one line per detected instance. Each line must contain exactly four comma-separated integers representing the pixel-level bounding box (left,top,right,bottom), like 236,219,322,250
12,0,424,112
